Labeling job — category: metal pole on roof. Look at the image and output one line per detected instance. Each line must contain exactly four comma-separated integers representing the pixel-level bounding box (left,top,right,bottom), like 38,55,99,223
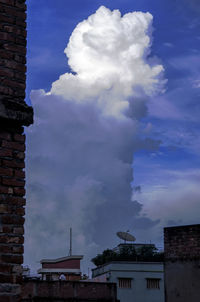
69,227,72,256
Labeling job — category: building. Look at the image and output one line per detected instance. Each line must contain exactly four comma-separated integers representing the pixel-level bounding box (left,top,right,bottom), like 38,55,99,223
92,261,164,302
164,224,200,302
37,255,83,281
92,243,164,302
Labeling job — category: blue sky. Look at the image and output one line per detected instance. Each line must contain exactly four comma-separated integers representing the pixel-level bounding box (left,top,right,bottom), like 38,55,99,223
25,0,200,271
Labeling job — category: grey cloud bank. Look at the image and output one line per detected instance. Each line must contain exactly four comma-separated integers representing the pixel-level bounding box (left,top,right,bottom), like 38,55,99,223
24,6,164,271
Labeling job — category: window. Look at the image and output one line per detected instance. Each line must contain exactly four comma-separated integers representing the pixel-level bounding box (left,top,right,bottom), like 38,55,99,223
146,278,160,289
118,278,132,288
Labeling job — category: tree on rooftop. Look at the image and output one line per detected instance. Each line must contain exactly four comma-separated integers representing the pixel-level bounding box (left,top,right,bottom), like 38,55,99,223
91,245,164,266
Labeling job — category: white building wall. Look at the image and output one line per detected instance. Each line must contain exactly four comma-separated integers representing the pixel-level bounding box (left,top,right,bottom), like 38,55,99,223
92,262,164,302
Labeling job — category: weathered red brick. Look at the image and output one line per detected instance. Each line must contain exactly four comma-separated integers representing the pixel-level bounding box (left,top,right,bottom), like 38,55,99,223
2,226,13,233
0,236,8,243
4,60,26,73
0,274,13,283
13,151,25,160
12,245,23,254
0,185,13,194
0,148,12,157
0,132,11,141
0,51,13,60
1,254,23,265
2,79,26,90
0,204,10,214
0,204,25,216
0,85,13,95
15,0,26,9
0,295,13,302
13,89,25,98
3,25,14,33
15,36,26,45
13,227,24,235
2,140,25,152
15,274,23,284
0,245,12,253
2,159,25,169
13,134,25,143
14,169,25,178
14,54,26,64
15,18,26,28
0,5,26,19
16,27,26,37
2,26,26,37
16,10,26,19
1,196,25,206
7,236,24,244
0,264,12,274
15,207,25,216
13,187,25,196
0,235,24,245
1,215,25,225
0,32,15,42
4,43,26,54
14,71,26,81
2,177,25,187
0,0,15,5
0,167,13,177
0,14,15,25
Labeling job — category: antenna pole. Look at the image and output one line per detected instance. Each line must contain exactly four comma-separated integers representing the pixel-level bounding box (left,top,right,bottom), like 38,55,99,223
69,228,72,256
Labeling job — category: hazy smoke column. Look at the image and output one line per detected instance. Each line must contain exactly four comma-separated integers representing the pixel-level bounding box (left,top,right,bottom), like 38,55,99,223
25,6,164,270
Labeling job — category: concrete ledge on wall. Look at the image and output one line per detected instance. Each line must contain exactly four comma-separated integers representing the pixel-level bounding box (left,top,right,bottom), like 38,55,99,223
0,99,33,126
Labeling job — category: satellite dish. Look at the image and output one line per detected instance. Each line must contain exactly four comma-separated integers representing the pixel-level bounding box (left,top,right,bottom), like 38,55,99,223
117,231,136,242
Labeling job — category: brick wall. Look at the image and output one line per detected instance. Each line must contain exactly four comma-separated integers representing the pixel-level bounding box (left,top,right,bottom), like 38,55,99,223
0,0,33,301
0,0,26,103
21,280,117,302
164,224,200,260
164,224,200,302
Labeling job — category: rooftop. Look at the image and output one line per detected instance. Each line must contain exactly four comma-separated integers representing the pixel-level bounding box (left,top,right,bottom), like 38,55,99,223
40,255,83,264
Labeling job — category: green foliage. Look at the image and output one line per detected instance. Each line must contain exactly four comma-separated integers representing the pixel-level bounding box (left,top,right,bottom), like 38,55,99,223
91,245,164,266
136,245,157,261
91,249,117,266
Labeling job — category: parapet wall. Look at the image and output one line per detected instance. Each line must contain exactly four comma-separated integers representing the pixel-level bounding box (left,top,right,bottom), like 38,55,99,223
21,280,117,302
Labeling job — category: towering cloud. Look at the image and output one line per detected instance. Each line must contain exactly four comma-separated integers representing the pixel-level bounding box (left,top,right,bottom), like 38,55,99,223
25,6,164,271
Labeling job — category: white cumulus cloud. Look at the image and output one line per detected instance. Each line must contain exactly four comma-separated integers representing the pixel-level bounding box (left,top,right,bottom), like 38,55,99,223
50,6,164,118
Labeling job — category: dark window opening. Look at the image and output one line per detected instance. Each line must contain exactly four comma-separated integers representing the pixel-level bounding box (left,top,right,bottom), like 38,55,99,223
118,278,132,288
146,278,160,289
